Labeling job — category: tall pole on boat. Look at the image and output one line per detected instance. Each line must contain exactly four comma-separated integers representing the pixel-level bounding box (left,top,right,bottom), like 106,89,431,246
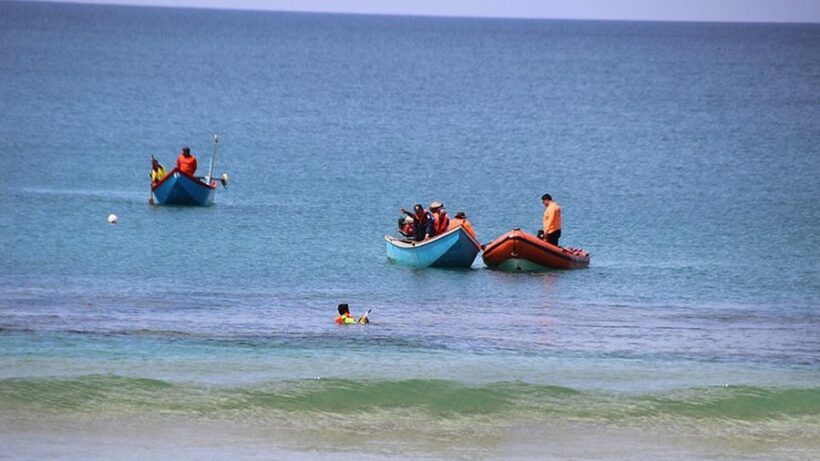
207,134,218,183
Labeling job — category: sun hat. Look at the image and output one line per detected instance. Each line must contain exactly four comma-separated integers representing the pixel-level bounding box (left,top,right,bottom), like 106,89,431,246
429,201,443,210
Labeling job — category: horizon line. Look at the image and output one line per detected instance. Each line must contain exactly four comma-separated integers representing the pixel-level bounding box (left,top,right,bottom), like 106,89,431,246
12,0,820,25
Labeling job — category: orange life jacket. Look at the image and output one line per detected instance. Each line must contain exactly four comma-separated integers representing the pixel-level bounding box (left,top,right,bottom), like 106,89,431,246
176,154,198,176
448,218,477,240
400,223,415,237
335,313,355,325
433,213,449,235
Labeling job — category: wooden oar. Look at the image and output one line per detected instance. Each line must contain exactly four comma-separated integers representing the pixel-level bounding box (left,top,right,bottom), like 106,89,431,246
148,155,156,205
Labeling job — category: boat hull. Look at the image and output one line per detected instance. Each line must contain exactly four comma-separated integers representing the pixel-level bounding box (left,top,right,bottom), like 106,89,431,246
482,228,590,271
151,168,217,206
385,226,481,268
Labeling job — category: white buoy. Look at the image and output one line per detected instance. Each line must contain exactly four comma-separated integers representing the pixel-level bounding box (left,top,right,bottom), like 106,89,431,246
107,213,118,224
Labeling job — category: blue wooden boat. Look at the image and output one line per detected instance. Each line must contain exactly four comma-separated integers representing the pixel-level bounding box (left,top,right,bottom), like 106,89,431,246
385,226,481,268
151,168,218,206
150,135,228,206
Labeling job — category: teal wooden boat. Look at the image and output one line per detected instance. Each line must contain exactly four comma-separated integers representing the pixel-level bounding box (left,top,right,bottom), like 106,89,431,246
150,134,227,206
385,226,481,269
151,168,219,206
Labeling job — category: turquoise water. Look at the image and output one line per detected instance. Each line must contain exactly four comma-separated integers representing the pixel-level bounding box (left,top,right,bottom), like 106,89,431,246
1,2,819,459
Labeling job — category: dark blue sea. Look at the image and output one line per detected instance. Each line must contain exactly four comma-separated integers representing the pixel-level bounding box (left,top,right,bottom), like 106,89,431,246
1,2,819,459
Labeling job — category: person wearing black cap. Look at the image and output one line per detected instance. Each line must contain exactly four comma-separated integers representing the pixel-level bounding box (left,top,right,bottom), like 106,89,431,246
541,193,562,246
176,146,198,176
400,204,435,242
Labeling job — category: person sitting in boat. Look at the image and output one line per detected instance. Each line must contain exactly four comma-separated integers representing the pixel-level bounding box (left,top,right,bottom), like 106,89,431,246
429,201,449,236
397,215,415,239
176,146,198,176
335,303,369,325
448,210,477,240
150,157,166,185
400,204,434,241
541,193,562,246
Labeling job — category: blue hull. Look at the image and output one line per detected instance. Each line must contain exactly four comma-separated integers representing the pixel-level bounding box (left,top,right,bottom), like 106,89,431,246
385,227,481,268
151,169,216,206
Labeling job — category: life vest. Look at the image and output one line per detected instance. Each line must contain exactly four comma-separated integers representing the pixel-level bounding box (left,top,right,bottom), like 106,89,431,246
448,218,477,239
433,213,449,235
400,223,415,238
151,166,166,183
335,313,356,325
414,212,429,228
413,211,434,240
177,154,198,176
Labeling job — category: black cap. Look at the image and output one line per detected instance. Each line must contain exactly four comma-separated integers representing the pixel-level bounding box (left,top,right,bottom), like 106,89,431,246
413,204,423,212
541,193,552,201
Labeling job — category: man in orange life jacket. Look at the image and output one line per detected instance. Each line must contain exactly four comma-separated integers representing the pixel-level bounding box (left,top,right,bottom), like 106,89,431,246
448,211,477,240
176,146,197,176
335,303,369,325
541,193,562,246
400,204,434,241
429,201,449,236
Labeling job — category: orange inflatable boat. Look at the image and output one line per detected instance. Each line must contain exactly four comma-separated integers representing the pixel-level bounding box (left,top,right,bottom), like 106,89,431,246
482,228,590,271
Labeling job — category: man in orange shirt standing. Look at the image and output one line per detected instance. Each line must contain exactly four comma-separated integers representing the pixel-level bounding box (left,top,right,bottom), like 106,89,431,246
541,193,562,246
176,146,197,176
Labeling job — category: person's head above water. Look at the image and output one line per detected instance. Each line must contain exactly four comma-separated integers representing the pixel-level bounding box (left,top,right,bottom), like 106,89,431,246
337,303,350,316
